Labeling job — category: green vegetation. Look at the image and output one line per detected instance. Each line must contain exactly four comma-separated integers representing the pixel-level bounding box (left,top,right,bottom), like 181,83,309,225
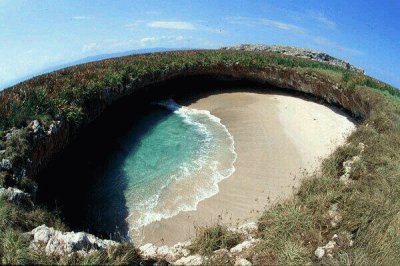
30,243,139,265
190,224,243,255
0,49,399,265
0,199,140,265
204,86,400,265
0,50,398,132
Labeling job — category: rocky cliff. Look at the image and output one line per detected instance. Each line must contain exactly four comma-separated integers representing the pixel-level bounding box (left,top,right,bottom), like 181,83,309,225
0,63,369,189
0,48,397,264
222,44,364,73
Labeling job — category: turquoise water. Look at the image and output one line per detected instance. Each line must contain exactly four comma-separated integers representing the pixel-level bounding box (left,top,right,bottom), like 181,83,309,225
86,100,236,237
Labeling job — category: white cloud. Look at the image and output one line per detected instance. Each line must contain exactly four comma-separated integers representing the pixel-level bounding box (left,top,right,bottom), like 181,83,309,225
138,37,158,45
308,11,336,30
139,35,191,46
147,21,196,30
79,35,192,56
313,37,363,55
226,16,305,34
124,20,145,28
72,16,93,20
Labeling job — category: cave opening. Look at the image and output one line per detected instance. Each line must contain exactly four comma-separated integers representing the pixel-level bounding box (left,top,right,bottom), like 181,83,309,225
35,75,333,240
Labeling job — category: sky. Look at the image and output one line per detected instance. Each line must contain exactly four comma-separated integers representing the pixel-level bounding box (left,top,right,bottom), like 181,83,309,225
0,0,399,89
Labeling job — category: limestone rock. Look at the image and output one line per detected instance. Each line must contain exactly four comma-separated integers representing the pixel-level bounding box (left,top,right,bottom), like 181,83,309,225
314,247,325,259
222,44,364,73
235,258,252,266
139,243,158,258
138,242,191,262
314,235,339,259
26,225,118,256
0,186,33,206
46,121,61,135
173,241,191,257
229,222,258,238
340,155,361,184
157,245,173,257
213,248,230,257
31,120,41,133
340,143,365,184
328,204,342,227
230,238,261,253
174,255,204,266
211,248,233,262
0,159,12,170
47,124,57,135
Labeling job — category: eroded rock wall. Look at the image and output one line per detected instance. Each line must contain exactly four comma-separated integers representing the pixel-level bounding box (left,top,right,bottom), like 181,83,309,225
2,63,368,187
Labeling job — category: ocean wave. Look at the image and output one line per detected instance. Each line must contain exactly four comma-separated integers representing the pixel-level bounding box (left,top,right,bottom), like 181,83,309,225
127,99,237,235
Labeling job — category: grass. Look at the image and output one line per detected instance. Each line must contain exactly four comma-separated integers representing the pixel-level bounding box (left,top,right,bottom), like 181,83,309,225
0,50,398,133
0,49,399,264
30,243,140,265
245,88,400,265
0,198,59,264
190,224,243,256
0,199,141,265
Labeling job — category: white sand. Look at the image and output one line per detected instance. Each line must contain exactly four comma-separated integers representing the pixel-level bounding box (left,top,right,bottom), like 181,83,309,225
132,92,355,246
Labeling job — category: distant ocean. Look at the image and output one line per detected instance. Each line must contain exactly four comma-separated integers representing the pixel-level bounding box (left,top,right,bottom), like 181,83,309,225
84,99,236,237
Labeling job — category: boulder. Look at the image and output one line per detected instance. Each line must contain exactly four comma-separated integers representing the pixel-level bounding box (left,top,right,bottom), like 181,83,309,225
174,255,204,266
314,247,325,259
139,243,158,259
0,159,12,171
31,120,41,133
235,258,252,266
314,236,338,259
26,225,118,256
0,186,33,206
221,44,364,73
173,241,191,257
46,121,61,135
230,238,261,253
238,222,258,236
138,242,191,262
328,204,342,228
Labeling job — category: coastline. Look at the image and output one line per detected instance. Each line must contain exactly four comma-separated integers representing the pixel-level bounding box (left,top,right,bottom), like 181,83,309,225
131,91,356,246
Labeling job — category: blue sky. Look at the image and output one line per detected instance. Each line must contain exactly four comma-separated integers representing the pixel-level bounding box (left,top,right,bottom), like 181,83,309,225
0,0,399,89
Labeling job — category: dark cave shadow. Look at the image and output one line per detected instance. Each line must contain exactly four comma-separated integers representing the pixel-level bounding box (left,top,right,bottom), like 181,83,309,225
161,75,358,124
36,91,174,241
35,74,357,242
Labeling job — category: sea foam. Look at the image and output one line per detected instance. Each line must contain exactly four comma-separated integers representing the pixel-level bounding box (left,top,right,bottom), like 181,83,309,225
126,99,237,237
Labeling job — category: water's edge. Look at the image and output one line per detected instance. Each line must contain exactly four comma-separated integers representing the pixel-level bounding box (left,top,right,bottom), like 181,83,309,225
126,99,237,239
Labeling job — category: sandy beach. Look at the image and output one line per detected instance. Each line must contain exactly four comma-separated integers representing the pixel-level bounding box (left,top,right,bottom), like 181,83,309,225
133,91,356,246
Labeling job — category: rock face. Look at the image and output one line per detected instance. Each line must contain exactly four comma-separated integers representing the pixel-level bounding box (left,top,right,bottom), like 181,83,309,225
230,238,261,253
229,222,258,237
222,44,364,73
1,49,371,193
26,225,118,256
314,232,354,260
0,159,12,171
235,258,252,266
0,186,33,206
174,255,204,266
139,241,192,263
0,49,373,264
137,222,263,265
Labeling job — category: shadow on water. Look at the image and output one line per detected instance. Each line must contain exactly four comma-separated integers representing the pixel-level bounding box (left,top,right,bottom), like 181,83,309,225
36,75,357,241
36,91,174,240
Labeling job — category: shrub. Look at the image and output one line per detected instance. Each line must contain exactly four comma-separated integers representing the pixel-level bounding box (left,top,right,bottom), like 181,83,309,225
190,224,243,255
0,230,30,265
4,129,29,164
